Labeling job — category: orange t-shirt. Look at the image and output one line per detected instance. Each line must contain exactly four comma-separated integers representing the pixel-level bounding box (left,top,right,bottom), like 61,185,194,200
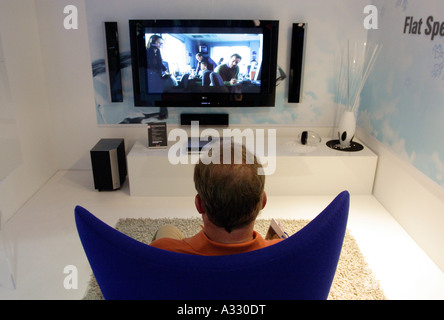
150,229,282,256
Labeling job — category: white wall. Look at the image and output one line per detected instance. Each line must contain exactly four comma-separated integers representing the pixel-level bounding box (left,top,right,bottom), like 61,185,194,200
357,0,444,271
34,0,126,173
84,0,370,127
358,128,444,272
360,0,444,189
0,0,57,224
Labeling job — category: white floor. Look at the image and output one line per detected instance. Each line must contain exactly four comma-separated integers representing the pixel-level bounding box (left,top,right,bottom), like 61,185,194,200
1,170,444,300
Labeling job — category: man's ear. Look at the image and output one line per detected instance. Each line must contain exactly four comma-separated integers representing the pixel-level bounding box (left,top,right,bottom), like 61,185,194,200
195,194,205,214
261,191,267,210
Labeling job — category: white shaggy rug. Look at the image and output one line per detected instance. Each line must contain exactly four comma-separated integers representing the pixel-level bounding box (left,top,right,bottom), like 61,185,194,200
82,218,386,300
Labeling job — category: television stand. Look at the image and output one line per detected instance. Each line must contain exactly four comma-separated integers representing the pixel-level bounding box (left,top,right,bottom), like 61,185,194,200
127,136,377,197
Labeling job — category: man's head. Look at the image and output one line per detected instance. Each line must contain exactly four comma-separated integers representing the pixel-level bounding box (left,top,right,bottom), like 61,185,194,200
228,54,242,69
149,35,164,49
196,52,204,62
194,143,265,233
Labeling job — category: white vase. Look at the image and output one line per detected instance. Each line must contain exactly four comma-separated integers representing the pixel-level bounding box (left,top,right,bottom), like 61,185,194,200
337,111,356,148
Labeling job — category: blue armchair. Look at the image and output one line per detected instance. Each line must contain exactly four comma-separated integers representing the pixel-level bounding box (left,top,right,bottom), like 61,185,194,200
75,191,349,300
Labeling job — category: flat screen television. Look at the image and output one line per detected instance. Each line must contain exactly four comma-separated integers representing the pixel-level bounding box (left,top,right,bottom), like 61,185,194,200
129,19,279,107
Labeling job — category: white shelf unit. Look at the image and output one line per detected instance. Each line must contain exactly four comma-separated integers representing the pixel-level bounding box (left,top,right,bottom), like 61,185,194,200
127,137,378,197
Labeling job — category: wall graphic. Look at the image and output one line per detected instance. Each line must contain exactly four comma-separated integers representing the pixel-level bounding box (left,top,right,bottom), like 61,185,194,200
86,15,292,126
359,0,444,187
84,0,369,128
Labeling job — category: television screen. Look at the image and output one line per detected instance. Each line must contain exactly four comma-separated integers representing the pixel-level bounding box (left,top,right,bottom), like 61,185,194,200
129,19,279,107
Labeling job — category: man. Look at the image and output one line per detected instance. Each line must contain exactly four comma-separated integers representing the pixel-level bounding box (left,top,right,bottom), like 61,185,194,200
195,52,217,74
150,143,282,255
197,61,212,87
146,35,169,93
213,53,242,86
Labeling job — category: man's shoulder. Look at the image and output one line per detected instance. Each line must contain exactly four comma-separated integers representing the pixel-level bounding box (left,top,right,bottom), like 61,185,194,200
149,231,203,254
150,237,185,251
215,64,227,72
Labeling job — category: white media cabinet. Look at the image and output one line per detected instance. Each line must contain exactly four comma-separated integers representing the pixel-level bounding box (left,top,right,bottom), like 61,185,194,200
127,136,378,197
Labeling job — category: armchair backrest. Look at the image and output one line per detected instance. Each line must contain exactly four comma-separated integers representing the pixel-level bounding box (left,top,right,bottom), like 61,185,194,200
75,191,349,300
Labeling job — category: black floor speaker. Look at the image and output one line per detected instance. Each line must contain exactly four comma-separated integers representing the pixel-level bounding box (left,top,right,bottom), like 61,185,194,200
288,23,306,103
90,139,127,191
104,21,123,102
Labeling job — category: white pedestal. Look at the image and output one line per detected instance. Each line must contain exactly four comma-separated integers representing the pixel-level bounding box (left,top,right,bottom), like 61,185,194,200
127,137,378,197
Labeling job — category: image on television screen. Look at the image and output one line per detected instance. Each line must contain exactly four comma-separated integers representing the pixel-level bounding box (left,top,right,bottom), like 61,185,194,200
144,31,263,95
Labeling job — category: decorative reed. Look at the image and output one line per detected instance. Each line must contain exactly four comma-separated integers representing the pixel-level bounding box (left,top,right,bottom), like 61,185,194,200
336,41,382,113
